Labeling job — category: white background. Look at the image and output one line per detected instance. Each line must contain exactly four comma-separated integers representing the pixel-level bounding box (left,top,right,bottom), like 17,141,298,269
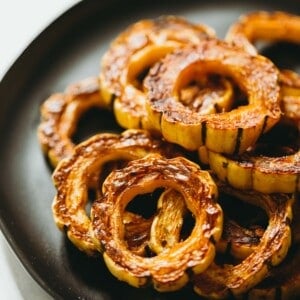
0,1,80,299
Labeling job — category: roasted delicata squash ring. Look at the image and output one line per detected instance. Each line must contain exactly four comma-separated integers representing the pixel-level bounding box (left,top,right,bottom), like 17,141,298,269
144,39,281,153
225,11,300,56
225,11,300,126
247,200,300,300
193,184,293,299
100,15,216,129
203,117,300,194
206,148,300,194
38,76,106,167
91,154,223,291
52,129,180,255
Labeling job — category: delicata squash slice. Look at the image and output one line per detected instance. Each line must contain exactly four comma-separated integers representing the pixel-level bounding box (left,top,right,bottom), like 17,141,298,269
248,200,300,300
202,107,300,194
100,16,235,129
193,182,293,299
225,11,300,56
226,10,300,126
38,76,106,167
201,17,300,193
144,39,281,153
52,129,181,255
91,154,223,291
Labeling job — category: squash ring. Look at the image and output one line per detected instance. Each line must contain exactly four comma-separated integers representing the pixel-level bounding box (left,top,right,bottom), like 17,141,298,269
144,39,281,153
91,154,223,291
248,200,300,300
225,11,300,56
206,146,300,194
226,11,300,126
52,129,180,255
38,76,106,167
99,15,216,129
193,182,293,298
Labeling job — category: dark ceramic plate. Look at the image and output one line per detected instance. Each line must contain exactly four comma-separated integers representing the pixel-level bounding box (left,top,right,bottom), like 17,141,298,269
0,0,299,299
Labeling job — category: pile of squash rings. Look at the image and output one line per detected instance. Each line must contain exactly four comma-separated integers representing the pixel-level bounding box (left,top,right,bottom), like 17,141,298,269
38,11,300,299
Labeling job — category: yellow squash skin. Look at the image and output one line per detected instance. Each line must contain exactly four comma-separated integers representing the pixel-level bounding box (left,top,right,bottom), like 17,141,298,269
216,218,264,261
207,151,299,194
203,116,300,194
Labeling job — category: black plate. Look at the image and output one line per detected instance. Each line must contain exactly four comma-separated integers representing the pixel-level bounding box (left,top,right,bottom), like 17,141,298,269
0,0,299,299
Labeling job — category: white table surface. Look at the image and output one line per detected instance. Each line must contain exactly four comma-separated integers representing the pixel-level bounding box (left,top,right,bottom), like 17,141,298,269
0,1,80,299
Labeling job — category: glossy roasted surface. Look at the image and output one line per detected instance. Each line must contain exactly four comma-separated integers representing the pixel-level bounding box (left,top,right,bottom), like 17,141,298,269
193,184,293,298
144,39,281,153
1,1,299,299
100,16,215,129
38,76,106,167
52,129,182,255
92,154,222,291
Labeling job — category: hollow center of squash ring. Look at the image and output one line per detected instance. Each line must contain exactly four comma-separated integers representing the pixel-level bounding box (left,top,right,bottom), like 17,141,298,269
260,42,300,72
126,188,162,219
220,192,268,232
174,65,254,116
178,74,235,114
72,107,123,144
124,187,195,257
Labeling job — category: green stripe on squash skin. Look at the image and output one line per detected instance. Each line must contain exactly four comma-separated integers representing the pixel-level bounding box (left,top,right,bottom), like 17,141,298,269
206,149,299,194
201,121,207,145
110,93,116,111
234,127,243,155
